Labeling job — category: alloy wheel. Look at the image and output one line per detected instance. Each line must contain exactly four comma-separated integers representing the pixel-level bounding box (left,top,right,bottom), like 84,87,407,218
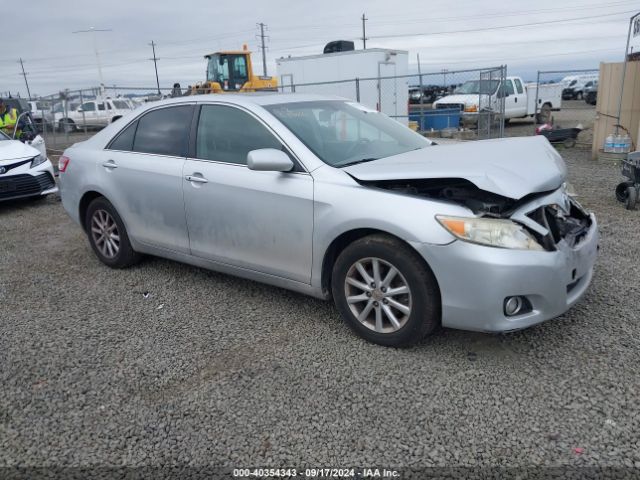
344,257,412,334
90,209,120,258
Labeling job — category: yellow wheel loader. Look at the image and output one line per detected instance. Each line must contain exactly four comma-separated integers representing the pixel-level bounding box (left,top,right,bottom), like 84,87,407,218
187,45,277,95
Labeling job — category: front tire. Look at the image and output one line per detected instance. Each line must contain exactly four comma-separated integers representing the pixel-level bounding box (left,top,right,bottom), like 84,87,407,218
331,234,440,347
85,197,140,268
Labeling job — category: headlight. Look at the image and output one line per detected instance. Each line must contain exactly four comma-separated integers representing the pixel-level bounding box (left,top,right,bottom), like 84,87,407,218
464,104,478,112
30,154,47,168
436,215,544,251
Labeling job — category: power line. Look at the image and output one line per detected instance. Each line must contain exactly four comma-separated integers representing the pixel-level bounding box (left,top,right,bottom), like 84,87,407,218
369,9,637,39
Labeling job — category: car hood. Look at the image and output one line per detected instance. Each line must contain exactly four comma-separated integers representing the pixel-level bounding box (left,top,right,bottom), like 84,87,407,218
434,94,478,105
343,136,566,200
0,139,40,163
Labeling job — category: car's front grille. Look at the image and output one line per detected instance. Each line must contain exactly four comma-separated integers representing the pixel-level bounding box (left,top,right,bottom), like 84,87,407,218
436,103,464,111
0,173,55,200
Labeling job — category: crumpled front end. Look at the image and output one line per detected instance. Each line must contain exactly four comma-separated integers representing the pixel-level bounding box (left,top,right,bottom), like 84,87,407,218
413,186,599,332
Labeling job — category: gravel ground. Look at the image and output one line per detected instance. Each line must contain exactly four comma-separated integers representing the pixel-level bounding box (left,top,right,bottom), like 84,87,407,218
1,140,640,475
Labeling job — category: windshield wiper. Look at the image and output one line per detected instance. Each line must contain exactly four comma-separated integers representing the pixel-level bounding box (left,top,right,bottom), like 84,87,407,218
337,157,379,168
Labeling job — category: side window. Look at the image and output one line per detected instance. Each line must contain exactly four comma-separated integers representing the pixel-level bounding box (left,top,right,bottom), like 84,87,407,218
108,120,138,151
505,80,515,96
514,79,524,94
133,105,193,156
196,105,282,165
81,102,96,112
98,102,106,111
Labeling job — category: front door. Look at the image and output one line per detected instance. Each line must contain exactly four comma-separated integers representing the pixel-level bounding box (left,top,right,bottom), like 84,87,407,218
182,104,314,284
503,79,526,118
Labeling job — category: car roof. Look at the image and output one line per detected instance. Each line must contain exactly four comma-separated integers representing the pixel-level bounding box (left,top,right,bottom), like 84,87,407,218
140,92,347,109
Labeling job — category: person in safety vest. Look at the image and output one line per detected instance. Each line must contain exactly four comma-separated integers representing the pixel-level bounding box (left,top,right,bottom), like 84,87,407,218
0,99,19,137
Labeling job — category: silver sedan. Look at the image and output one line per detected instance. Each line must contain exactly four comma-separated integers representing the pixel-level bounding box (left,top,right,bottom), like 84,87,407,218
59,94,598,346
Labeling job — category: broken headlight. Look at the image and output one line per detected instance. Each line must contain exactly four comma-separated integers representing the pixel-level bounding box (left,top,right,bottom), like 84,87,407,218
436,215,544,251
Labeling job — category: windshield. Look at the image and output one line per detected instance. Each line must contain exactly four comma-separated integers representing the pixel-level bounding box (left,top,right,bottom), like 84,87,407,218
265,100,430,167
206,54,249,91
112,100,130,110
454,80,500,95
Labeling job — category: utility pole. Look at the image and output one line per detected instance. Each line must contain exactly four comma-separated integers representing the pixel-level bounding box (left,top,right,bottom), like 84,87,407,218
19,58,31,99
149,40,161,95
257,23,268,77
72,27,112,95
361,13,368,49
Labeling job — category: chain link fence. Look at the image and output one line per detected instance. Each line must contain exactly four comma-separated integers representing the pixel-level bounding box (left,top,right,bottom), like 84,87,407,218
279,65,507,140
30,65,507,153
29,87,170,152
531,68,600,147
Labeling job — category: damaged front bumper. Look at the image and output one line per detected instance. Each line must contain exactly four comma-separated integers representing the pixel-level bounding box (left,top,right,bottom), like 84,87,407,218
413,189,599,333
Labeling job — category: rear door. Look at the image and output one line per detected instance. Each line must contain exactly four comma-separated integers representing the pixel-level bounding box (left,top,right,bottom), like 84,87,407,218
99,104,194,253
182,103,314,283
378,62,398,116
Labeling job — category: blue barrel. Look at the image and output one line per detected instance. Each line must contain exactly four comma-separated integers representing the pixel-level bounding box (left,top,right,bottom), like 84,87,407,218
409,108,461,131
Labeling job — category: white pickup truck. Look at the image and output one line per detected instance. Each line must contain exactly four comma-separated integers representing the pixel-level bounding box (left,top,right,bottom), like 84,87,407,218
55,98,134,132
433,76,562,124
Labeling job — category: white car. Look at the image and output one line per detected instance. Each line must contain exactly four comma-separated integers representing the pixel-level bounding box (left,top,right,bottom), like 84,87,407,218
0,130,58,202
27,100,55,129
55,98,133,132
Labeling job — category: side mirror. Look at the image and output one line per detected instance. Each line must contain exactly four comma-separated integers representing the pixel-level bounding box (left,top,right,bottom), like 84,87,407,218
247,148,294,172
77,107,83,112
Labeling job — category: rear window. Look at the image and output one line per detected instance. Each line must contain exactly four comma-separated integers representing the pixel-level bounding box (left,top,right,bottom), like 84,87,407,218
108,121,138,151
132,105,193,157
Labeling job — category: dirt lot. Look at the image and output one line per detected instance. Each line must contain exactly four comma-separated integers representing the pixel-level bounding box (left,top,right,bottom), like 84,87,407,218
2,110,640,474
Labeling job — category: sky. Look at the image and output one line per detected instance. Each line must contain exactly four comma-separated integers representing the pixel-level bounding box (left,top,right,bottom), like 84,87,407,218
1,0,637,97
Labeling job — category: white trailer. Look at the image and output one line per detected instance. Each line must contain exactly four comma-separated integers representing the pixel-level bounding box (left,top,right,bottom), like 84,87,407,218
276,48,409,122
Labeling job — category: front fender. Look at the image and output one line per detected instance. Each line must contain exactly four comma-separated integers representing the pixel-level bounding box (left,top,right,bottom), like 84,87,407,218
310,172,470,288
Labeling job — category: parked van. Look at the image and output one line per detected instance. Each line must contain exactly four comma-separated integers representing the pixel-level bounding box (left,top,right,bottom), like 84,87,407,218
561,74,598,100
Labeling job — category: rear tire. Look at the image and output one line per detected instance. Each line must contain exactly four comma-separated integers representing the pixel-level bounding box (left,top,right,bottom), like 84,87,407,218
59,119,75,133
85,197,141,268
331,234,440,347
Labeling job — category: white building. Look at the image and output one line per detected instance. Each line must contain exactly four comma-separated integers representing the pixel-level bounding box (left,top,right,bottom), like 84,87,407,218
276,48,409,122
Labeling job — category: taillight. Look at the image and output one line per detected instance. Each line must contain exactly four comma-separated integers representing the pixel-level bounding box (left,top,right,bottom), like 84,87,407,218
58,155,70,173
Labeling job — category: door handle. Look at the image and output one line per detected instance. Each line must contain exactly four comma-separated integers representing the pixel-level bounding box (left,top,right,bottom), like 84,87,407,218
102,160,118,169
514,98,518,103
185,174,208,184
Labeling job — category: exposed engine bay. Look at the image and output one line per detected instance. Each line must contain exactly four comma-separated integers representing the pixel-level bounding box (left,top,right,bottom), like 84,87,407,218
357,177,526,216
358,177,592,250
